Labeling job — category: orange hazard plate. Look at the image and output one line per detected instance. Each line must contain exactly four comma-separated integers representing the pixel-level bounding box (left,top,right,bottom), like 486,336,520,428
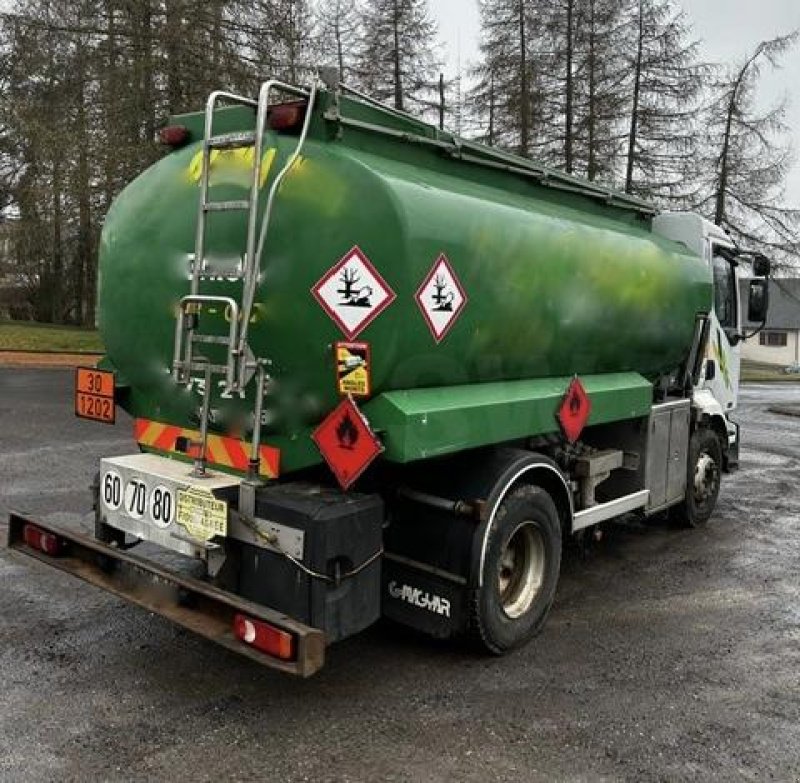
75,367,115,424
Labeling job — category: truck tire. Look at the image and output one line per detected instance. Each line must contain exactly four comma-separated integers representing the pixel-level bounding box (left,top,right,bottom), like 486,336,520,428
672,428,722,528
470,485,562,654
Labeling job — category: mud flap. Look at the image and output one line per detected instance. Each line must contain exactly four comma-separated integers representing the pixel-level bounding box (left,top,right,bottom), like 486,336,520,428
381,554,469,639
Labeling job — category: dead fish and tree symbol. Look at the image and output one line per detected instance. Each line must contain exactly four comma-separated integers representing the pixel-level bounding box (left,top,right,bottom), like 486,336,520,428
431,274,455,312
338,267,373,308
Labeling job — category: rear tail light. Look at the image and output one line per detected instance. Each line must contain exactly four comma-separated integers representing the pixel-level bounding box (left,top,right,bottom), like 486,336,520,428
234,613,295,661
158,125,190,147
23,524,63,556
268,102,307,132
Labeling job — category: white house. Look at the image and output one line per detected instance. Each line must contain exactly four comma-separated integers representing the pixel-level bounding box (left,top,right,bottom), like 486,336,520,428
740,279,800,367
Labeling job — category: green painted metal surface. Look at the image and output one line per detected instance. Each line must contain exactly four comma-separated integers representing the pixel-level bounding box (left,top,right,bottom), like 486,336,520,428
364,372,653,462
97,90,713,475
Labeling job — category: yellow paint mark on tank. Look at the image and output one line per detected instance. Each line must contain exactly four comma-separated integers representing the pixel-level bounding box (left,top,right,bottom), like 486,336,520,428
186,147,277,189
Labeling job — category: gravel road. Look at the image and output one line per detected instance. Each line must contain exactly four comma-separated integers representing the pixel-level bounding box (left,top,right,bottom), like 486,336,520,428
1,369,798,782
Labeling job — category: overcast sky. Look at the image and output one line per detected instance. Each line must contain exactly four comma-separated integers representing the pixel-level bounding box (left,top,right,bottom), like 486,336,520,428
432,0,800,205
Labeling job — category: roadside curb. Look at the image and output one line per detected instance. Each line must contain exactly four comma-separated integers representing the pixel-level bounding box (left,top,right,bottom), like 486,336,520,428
767,405,800,419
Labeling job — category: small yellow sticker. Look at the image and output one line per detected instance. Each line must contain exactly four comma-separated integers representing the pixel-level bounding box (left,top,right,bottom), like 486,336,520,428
336,341,371,398
176,486,227,541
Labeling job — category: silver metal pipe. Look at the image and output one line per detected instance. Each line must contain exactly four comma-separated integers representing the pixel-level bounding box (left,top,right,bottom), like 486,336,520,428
248,362,266,480
192,361,213,477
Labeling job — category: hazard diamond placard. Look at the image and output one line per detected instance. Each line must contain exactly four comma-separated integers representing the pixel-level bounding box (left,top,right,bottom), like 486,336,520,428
312,246,396,339
312,397,384,490
557,377,591,443
415,254,468,343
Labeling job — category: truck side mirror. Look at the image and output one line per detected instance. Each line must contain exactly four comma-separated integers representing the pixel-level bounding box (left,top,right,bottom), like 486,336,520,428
753,254,771,278
748,279,769,323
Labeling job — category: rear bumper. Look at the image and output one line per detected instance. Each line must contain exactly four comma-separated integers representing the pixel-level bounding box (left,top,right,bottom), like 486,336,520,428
7,513,325,677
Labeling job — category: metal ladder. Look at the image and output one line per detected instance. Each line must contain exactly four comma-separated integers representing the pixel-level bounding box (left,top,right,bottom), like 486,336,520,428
172,77,317,477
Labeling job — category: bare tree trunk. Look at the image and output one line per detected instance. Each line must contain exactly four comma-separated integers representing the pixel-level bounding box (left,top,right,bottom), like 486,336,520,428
164,0,182,113
488,74,495,146
625,0,643,192
587,0,597,180
564,0,574,173
518,0,529,155
438,73,445,129
392,0,403,110
51,157,63,323
75,38,91,325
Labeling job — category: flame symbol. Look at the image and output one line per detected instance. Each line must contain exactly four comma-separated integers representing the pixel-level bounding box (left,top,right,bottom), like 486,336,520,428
336,412,359,450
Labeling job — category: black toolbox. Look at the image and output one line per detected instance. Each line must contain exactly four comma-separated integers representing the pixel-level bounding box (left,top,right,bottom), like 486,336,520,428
236,483,384,643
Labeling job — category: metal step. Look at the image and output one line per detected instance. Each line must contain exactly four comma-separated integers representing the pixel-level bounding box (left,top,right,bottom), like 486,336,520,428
191,334,232,346
174,361,230,375
203,200,250,212
207,131,257,149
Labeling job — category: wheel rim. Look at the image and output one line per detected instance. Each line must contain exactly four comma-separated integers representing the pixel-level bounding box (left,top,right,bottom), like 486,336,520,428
693,451,719,504
497,521,546,619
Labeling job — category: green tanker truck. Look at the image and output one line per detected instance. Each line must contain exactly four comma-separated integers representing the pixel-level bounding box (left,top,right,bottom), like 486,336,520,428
9,73,771,676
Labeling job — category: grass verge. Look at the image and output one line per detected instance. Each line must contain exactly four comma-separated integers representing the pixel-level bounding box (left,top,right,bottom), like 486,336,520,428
0,321,103,353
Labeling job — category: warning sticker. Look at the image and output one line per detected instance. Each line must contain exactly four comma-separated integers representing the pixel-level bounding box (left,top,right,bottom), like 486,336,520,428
415,254,468,343
311,246,396,339
312,397,383,490
175,486,228,542
336,341,372,398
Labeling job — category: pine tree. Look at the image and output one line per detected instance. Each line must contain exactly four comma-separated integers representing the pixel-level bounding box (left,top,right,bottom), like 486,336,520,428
695,33,800,266
623,0,706,205
354,0,439,113
315,0,361,82
470,0,543,156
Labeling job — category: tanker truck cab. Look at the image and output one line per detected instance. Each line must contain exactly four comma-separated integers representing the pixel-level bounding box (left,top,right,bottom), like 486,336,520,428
652,212,770,472
7,75,774,676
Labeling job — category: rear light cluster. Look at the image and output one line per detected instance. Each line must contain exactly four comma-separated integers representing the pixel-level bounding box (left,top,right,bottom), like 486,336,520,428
233,613,295,661
157,100,307,149
158,125,190,147
23,524,63,556
268,101,307,131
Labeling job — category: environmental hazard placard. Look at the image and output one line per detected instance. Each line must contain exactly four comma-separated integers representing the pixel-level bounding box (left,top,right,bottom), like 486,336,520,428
415,254,468,343
311,246,396,339
336,341,372,398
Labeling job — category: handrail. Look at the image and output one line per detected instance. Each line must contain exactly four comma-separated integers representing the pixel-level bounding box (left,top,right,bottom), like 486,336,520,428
173,295,240,392
236,78,317,380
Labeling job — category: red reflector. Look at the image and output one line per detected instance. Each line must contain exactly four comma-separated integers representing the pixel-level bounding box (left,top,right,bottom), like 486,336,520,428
234,613,295,661
268,102,307,131
158,125,190,146
23,524,62,556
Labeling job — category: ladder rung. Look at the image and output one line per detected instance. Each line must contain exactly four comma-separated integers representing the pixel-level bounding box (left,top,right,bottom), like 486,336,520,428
191,335,231,345
207,131,257,149
176,361,229,375
195,266,244,280
204,200,250,212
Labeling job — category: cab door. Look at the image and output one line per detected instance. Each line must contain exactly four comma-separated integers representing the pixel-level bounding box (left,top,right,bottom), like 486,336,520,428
703,245,741,413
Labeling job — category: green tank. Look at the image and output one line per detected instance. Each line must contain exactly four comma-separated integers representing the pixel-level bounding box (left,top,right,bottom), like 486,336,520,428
98,89,712,476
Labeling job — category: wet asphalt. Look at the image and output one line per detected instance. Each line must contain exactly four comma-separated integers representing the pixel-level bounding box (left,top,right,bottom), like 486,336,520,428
0,368,798,782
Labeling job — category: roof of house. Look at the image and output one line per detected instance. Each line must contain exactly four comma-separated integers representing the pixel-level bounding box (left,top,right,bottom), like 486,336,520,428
740,278,800,330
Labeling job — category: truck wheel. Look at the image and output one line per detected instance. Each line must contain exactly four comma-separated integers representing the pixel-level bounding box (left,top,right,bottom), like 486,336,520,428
672,428,722,528
470,485,562,654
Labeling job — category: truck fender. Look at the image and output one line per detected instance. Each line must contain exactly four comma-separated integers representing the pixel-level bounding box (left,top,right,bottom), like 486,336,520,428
469,450,573,589
692,388,734,461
